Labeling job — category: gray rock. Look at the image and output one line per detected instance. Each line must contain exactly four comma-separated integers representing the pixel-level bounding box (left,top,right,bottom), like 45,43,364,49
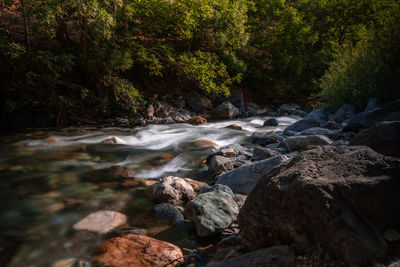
151,176,195,205
349,121,400,157
199,184,234,197
252,132,279,146
330,104,357,123
229,91,244,110
152,203,184,225
185,91,211,113
278,104,300,114
283,107,331,135
239,146,400,266
284,134,333,152
263,118,278,127
252,147,279,161
185,190,239,236
216,155,287,194
365,98,381,112
297,127,342,140
321,120,342,130
207,246,295,267
246,106,257,116
208,156,237,176
211,102,240,119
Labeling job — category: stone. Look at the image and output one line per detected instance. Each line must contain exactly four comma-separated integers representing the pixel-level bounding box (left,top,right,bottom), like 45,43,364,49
349,121,400,157
283,107,331,135
52,258,91,267
330,104,357,123
208,156,236,176
182,178,208,192
188,116,207,125
278,104,300,115
185,190,239,236
170,111,191,123
239,146,400,266
92,234,184,267
152,203,184,225
226,124,243,131
383,229,400,242
199,184,235,197
211,102,240,119
73,210,127,234
216,155,287,194
207,246,295,267
252,147,279,161
252,132,279,146
321,120,342,130
185,91,211,113
229,90,244,110
145,104,155,118
284,134,333,152
365,98,381,112
192,139,218,149
297,127,341,140
151,176,195,205
263,118,278,127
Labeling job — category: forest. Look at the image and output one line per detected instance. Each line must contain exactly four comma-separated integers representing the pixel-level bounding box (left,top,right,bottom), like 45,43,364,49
0,0,399,127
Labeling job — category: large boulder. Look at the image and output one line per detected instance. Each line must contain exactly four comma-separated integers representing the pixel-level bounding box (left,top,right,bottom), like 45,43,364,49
185,190,239,236
239,146,400,266
283,107,331,135
349,121,400,157
211,102,239,119
252,132,279,146
208,155,249,176
330,104,357,123
185,91,212,113
207,246,295,267
73,210,127,234
216,155,287,194
151,176,195,205
92,234,184,267
284,134,333,152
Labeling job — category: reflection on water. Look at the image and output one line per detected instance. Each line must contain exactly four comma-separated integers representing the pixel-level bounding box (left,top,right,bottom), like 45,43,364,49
0,116,298,266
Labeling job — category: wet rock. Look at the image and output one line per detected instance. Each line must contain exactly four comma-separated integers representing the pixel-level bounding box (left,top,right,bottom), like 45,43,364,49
73,210,127,234
182,178,208,192
383,229,400,242
199,184,235,197
152,203,184,225
252,147,279,161
284,134,333,152
211,102,239,119
44,138,61,144
226,124,243,131
283,107,331,135
263,118,278,127
151,176,195,205
188,116,207,125
252,132,279,146
192,139,218,149
297,127,341,140
185,190,239,237
239,146,400,266
330,104,357,123
122,180,140,187
349,121,400,157
92,234,184,267
102,137,117,144
52,258,91,267
170,110,191,123
216,155,287,194
207,246,295,267
278,104,300,115
321,120,342,130
208,156,236,176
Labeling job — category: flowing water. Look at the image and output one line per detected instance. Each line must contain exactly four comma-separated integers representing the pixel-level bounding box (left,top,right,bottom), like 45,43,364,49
0,116,299,266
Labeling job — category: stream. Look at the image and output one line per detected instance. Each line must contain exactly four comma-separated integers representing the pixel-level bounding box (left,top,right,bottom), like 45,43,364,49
0,115,298,266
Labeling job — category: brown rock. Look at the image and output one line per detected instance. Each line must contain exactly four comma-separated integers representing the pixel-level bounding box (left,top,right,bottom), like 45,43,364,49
226,124,243,131
92,234,184,267
73,210,127,234
102,137,117,144
44,138,60,144
151,176,195,205
188,116,208,125
192,139,218,149
122,179,140,187
183,178,208,192
239,146,400,266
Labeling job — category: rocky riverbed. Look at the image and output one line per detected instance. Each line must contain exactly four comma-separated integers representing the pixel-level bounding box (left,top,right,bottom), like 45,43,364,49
1,97,400,266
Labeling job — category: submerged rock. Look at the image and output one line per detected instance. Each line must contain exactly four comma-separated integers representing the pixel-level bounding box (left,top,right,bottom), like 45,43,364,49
151,176,195,205
192,139,218,149
92,234,184,267
152,203,184,225
239,146,400,266
226,124,243,131
185,190,239,237
263,118,278,127
188,116,207,125
73,210,127,234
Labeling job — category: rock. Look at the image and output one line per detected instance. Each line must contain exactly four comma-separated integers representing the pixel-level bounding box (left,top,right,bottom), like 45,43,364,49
151,176,195,205
321,120,342,130
211,102,239,119
208,156,236,176
229,90,244,110
170,111,191,123
388,261,400,267
283,107,331,135
349,121,400,157
185,190,239,236
365,98,381,112
199,184,235,197
102,137,117,144
185,91,211,113
239,146,400,266
226,124,243,131
207,246,295,267
297,127,341,140
216,155,287,194
246,106,257,116
192,139,218,149
73,210,127,234
252,132,279,146
52,258,91,267
278,104,300,115
182,178,208,192
252,147,279,161
383,229,400,242
145,104,155,118
92,234,184,267
284,134,333,152
263,118,278,127
188,116,207,125
122,180,140,187
330,104,357,123
152,203,184,225
212,247,240,262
